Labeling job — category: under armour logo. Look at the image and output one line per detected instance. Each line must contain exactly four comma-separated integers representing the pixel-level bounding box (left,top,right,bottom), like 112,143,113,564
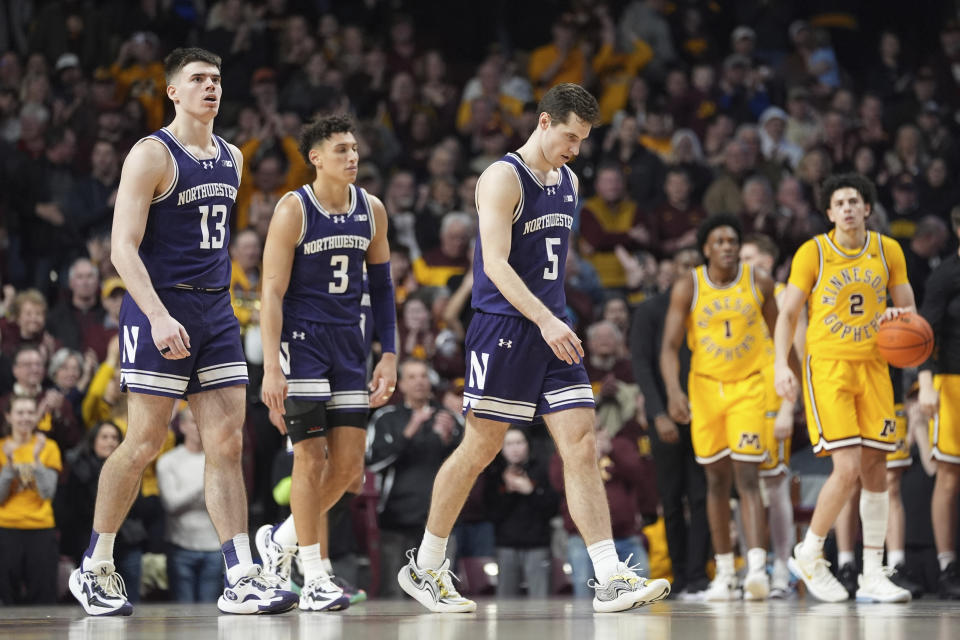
333,216,346,224
292,331,305,340
546,187,556,196
202,161,213,169
498,339,512,348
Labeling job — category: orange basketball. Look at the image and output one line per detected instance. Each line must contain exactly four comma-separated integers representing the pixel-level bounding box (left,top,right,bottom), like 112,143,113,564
876,312,934,368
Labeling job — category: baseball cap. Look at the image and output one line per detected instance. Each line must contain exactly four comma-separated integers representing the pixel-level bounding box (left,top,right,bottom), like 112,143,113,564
723,53,751,70
789,20,810,41
788,86,811,102
731,26,756,42
101,277,126,299
55,53,80,73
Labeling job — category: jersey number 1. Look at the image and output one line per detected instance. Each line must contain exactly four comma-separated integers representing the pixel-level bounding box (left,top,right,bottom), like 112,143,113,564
199,205,227,249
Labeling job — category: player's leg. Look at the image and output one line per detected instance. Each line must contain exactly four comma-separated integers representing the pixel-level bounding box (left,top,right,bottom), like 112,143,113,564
190,385,298,613
884,466,921,596
734,460,769,600
834,488,859,598
932,462,960,598
762,470,795,597
702,457,739,601
398,411,508,612
70,392,175,616
544,407,671,610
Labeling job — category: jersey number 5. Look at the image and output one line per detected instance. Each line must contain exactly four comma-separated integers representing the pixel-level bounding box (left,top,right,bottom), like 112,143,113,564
544,237,560,280
199,204,227,249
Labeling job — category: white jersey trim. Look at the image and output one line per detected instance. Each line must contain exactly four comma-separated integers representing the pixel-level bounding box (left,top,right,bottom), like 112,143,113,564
160,127,222,166
303,182,357,219
137,136,179,204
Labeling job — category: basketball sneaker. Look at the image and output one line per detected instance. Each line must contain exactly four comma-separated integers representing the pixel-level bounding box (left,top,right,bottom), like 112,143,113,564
788,543,849,602
255,523,298,590
939,562,960,599
69,560,133,616
397,549,477,613
217,565,299,614
591,557,671,612
888,563,924,599
770,560,792,599
299,575,351,611
703,572,741,601
855,568,912,603
331,575,367,604
743,569,770,600
836,562,858,599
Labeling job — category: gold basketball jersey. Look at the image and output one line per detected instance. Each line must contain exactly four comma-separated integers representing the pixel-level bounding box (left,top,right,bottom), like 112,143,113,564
791,231,907,360
687,263,767,381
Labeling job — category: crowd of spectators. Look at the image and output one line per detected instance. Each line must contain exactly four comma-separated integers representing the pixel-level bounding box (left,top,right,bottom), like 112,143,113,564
1,0,960,602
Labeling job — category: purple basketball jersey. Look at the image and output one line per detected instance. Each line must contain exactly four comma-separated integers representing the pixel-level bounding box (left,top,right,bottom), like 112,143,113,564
138,128,239,289
472,153,578,317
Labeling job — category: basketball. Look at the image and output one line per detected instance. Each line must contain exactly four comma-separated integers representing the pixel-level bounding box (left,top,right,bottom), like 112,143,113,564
876,312,934,368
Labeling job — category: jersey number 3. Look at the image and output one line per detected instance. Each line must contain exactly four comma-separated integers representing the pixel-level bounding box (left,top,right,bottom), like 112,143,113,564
199,204,227,249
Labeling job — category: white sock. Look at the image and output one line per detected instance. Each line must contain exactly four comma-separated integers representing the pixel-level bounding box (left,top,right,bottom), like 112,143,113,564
887,549,905,568
747,548,766,574
838,550,856,567
417,530,448,570
766,475,795,564
321,557,333,574
587,539,620,584
83,532,116,571
225,534,255,585
716,552,735,577
860,489,888,575
800,530,826,558
273,515,298,546
938,551,956,572
301,543,325,584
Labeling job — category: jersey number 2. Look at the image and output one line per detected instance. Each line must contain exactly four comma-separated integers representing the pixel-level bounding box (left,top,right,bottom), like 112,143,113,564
199,205,227,249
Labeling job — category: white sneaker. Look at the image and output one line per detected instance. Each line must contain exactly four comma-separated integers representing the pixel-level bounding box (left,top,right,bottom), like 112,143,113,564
770,560,792,599
218,565,299,614
856,569,912,603
397,549,477,613
591,557,671,612
743,570,770,600
69,561,133,616
255,524,298,590
704,572,741,601
787,543,849,602
299,575,351,611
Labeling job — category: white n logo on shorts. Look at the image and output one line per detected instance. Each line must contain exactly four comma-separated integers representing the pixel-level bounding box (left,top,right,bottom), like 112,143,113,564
122,326,139,364
279,342,291,376
468,351,490,390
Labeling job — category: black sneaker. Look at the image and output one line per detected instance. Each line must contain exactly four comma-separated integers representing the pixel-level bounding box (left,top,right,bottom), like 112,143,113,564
836,562,858,600
940,562,960,600
888,563,924,599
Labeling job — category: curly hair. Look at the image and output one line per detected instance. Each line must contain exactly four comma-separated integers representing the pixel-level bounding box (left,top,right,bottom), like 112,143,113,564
298,113,355,164
821,172,877,213
696,213,742,257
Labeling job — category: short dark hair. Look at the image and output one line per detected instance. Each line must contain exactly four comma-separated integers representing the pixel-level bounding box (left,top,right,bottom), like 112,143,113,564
697,213,742,257
298,113,355,164
537,83,600,127
742,233,779,263
164,48,221,85
821,172,877,212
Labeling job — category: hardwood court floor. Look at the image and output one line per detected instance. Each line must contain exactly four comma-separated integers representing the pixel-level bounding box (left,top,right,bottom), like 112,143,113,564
0,598,955,640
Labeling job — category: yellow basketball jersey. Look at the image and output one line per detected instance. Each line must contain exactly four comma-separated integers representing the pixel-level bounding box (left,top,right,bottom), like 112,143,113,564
789,230,908,360
687,263,767,381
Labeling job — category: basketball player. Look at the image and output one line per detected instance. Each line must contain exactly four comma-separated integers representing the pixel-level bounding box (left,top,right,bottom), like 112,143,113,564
739,234,798,598
918,205,960,599
258,114,397,611
69,48,297,616
397,83,670,613
774,172,915,602
662,215,784,601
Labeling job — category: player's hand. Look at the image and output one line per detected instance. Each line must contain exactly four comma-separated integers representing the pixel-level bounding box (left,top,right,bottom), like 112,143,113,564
918,385,939,420
666,392,691,425
774,364,799,403
539,316,584,365
261,368,288,415
773,407,794,441
654,413,680,444
151,312,191,359
267,408,287,435
368,353,398,408
880,306,911,323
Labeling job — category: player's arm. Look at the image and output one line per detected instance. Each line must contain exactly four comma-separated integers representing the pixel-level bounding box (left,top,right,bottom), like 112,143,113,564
260,193,301,417
477,163,583,364
757,271,798,431
365,195,398,408
881,236,916,321
659,271,694,424
774,284,808,402
917,266,949,418
111,139,191,360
